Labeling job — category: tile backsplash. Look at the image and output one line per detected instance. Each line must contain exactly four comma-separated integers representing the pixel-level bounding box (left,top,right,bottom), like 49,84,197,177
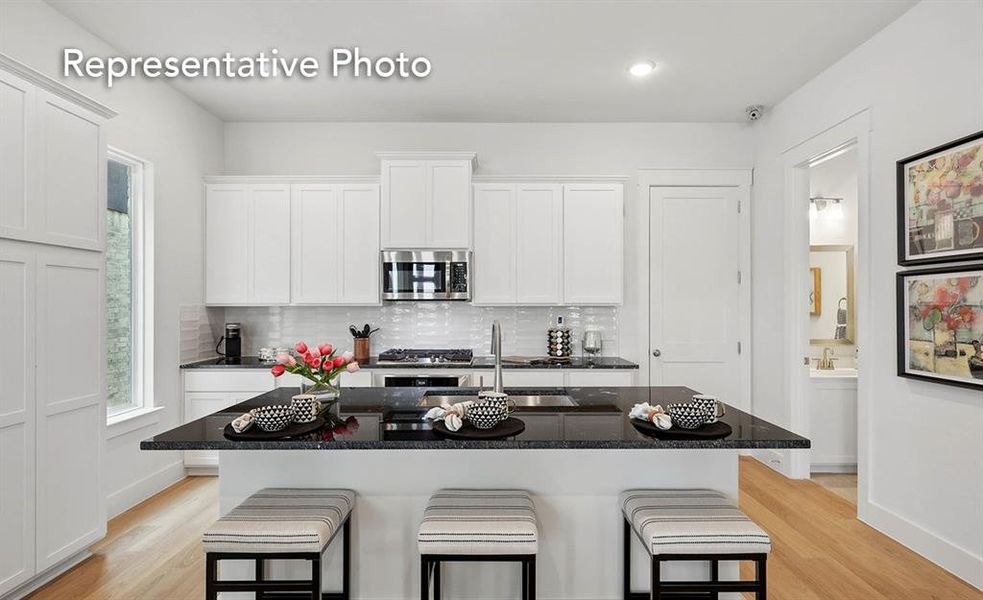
220,304,620,357
179,305,227,363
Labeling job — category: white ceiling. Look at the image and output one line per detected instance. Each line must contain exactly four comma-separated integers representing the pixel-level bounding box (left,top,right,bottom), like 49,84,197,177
46,0,915,122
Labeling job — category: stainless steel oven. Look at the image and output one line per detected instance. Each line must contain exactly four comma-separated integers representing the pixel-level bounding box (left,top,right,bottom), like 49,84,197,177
381,249,471,301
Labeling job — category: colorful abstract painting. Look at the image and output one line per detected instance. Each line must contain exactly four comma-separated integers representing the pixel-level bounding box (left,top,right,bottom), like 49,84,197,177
899,131,983,265
899,268,983,389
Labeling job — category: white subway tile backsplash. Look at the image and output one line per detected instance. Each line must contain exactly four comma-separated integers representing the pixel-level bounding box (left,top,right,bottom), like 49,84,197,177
223,304,620,358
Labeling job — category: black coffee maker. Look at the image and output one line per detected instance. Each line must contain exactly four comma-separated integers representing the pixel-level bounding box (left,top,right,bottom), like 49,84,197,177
216,323,242,361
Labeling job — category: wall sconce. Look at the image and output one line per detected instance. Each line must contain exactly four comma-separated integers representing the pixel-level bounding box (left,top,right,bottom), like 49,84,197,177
809,196,843,219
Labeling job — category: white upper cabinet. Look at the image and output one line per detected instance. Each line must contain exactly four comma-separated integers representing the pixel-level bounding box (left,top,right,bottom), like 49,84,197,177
205,183,290,305
516,183,563,304
473,184,516,304
562,183,624,305
0,65,112,251
291,182,381,305
379,152,475,249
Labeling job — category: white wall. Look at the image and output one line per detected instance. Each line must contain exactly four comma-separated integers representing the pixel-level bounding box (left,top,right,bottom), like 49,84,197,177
0,0,225,516
751,0,983,587
224,122,754,378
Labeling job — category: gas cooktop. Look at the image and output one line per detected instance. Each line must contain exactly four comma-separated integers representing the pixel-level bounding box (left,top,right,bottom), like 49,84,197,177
377,348,473,364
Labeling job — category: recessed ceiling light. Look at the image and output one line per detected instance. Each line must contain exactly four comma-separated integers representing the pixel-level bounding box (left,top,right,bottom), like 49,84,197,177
628,60,656,77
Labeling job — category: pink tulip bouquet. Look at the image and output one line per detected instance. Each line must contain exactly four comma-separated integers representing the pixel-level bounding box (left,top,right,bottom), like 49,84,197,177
271,341,360,397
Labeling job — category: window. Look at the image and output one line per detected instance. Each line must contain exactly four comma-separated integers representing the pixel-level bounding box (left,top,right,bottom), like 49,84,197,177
106,148,154,418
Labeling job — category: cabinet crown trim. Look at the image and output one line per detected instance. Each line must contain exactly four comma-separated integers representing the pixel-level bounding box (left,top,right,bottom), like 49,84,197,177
376,151,478,169
0,52,117,118
204,175,380,184
472,174,628,183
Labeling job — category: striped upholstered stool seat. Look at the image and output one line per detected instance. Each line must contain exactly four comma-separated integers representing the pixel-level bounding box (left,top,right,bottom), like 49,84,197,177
621,488,771,555
621,489,770,599
204,488,355,600
419,489,539,599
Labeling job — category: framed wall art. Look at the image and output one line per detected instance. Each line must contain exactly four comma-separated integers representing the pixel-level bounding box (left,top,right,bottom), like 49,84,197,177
897,265,983,390
897,130,983,266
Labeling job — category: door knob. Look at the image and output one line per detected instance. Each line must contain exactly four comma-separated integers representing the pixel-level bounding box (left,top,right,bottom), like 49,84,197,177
652,349,662,357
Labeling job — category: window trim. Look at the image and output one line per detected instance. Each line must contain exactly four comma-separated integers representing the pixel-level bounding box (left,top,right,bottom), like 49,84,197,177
106,147,155,424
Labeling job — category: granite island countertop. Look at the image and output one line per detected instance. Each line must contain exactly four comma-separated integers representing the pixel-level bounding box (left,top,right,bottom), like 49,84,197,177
180,356,639,370
142,386,808,451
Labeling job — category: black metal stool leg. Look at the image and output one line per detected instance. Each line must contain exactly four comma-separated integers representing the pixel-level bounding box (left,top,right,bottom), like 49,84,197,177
650,556,661,600
341,518,351,600
255,558,265,600
623,518,631,600
709,559,719,599
205,554,218,600
528,556,536,600
311,554,321,600
757,555,768,600
420,558,430,600
522,559,529,600
432,560,441,599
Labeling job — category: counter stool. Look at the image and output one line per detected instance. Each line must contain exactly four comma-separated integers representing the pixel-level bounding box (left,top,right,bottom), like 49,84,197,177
621,489,769,600
203,488,355,600
418,489,539,600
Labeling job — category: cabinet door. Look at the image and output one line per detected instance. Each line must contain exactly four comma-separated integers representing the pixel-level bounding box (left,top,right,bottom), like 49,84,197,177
291,184,340,304
248,185,291,304
340,184,381,304
205,185,248,304
0,70,35,243
428,161,471,247
0,244,35,595
36,90,105,251
35,248,105,570
183,392,233,469
566,370,635,387
563,184,623,304
382,161,428,248
516,183,563,304
472,184,516,304
498,370,565,388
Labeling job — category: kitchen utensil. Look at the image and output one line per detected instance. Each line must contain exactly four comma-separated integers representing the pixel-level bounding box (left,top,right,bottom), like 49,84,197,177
665,403,713,430
465,403,508,430
350,324,379,339
250,404,296,432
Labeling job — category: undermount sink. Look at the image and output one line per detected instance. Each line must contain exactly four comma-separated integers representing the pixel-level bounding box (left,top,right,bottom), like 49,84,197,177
418,392,578,408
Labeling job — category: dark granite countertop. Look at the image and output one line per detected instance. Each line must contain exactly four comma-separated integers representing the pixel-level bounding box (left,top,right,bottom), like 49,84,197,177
180,356,639,370
142,386,808,450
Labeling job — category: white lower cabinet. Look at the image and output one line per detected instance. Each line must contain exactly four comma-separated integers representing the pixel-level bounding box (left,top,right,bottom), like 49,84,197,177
565,370,635,387
472,369,635,388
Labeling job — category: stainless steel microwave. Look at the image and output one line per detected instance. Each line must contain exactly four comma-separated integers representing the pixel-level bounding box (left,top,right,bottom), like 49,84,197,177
381,249,471,301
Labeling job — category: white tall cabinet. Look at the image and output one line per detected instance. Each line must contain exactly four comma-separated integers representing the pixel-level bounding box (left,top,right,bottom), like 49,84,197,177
0,55,114,597
472,180,622,305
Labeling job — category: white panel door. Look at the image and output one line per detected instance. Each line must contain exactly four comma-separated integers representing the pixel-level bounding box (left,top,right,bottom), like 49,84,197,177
0,70,35,242
428,161,471,248
649,186,741,402
35,247,105,570
205,185,248,304
36,90,105,251
291,184,340,304
562,184,623,304
382,161,427,248
0,244,35,596
516,183,563,304
248,185,291,304
339,184,381,304
472,184,516,304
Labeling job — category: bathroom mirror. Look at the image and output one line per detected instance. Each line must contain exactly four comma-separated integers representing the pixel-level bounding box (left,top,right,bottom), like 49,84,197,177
809,244,855,344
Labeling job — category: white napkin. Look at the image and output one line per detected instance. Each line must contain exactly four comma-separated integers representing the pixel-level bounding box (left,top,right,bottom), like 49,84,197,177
424,401,475,432
629,402,672,430
231,412,255,433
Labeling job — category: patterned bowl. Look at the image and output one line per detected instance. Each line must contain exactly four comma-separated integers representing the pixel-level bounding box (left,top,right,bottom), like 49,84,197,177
465,403,508,430
666,403,712,430
251,404,296,432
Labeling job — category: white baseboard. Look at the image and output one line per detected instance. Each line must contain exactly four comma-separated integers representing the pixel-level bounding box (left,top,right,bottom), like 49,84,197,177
106,459,185,519
185,466,219,477
750,449,789,476
860,499,983,589
810,463,857,474
2,550,91,600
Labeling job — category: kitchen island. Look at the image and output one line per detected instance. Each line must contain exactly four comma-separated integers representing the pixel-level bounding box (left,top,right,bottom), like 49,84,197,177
143,387,807,599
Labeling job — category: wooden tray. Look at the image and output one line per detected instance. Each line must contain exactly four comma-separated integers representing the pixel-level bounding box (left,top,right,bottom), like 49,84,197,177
224,417,325,440
630,418,732,440
433,417,526,440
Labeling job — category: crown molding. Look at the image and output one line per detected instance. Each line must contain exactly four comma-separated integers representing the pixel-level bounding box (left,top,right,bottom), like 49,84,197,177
472,174,629,183
376,151,478,169
0,53,117,119
203,175,380,184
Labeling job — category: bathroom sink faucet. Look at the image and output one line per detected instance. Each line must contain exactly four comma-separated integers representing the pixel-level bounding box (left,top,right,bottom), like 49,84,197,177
816,347,838,370
491,320,504,393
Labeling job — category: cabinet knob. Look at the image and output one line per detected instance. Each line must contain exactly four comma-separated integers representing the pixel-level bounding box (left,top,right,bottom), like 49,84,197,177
652,349,662,357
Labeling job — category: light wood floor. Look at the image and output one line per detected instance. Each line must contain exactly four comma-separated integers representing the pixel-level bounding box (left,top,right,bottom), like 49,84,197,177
810,471,858,505
28,457,981,600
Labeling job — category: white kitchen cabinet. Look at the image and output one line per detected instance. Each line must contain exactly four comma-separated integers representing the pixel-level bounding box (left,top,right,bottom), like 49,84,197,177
473,370,566,388
0,69,35,243
379,152,475,249
205,183,290,305
291,183,381,305
566,370,635,387
516,183,563,304
472,184,516,304
562,183,624,304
